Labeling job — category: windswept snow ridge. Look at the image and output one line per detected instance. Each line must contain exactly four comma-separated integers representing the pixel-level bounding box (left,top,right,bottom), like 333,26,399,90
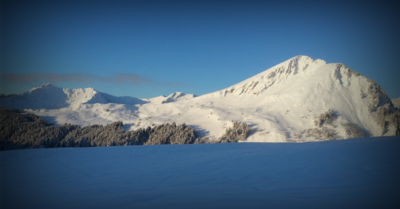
1,55,399,142
144,92,197,104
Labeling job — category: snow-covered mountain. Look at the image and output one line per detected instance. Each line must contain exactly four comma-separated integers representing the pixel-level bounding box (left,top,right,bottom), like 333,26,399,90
1,55,398,142
0,83,147,109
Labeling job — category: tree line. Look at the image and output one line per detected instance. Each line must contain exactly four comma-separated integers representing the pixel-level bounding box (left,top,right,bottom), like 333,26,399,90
0,107,251,151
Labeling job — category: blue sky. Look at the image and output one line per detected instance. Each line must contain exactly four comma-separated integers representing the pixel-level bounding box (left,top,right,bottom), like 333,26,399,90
2,0,400,99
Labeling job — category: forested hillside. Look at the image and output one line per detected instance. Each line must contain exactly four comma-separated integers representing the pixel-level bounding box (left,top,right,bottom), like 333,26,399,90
0,107,250,150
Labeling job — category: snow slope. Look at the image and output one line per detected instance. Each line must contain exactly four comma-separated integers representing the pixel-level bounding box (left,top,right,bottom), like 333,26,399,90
0,56,398,141
1,136,400,209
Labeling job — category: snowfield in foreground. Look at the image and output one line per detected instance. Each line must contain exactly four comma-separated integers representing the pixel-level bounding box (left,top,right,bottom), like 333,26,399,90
1,136,400,209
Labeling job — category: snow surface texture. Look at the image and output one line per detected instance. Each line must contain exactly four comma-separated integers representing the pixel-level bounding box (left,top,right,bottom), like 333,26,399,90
1,136,400,209
0,55,398,142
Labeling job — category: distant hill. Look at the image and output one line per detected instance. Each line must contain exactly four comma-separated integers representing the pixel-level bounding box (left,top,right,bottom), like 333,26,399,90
0,83,146,109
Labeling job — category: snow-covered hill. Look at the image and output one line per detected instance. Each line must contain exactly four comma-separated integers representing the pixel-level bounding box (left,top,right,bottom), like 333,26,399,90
1,55,398,142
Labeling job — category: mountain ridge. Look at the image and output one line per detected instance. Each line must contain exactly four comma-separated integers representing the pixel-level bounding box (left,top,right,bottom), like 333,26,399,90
1,55,399,142
203,55,326,97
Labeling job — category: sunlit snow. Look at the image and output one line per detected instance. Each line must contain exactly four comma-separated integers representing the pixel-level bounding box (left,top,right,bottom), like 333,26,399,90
1,56,398,142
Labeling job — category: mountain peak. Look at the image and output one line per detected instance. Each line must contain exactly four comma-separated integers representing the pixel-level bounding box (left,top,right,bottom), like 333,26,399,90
203,55,329,98
42,83,53,86
39,83,58,88
29,83,60,92
0,83,147,109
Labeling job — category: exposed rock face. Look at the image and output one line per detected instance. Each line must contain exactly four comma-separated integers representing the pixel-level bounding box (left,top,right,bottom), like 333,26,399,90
392,97,400,108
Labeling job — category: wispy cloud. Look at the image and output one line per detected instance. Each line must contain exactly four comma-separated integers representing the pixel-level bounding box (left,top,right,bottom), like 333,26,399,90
0,73,184,87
